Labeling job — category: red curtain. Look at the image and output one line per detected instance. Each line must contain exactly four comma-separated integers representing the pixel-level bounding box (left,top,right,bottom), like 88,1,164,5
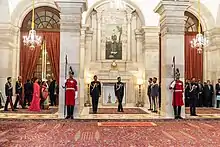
185,33,203,81
20,32,42,83
43,32,60,83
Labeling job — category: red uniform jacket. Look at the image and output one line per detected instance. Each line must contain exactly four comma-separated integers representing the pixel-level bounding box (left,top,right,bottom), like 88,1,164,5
170,80,184,106
65,78,77,106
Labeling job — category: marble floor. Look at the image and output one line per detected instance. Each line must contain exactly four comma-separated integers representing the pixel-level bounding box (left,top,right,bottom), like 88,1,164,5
0,106,220,120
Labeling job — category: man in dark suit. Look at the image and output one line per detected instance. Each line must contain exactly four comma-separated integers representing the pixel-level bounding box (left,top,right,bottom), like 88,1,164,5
204,80,214,107
185,79,191,107
14,76,23,109
4,77,15,111
49,79,56,106
23,79,33,107
151,77,159,113
197,79,204,107
147,78,153,110
189,77,198,116
114,77,124,112
215,79,220,108
90,75,101,114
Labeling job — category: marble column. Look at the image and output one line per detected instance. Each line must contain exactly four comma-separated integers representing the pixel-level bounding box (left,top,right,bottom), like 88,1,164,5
131,13,137,62
96,12,102,61
135,29,144,63
55,0,87,118
91,11,97,62
126,13,132,61
155,0,189,118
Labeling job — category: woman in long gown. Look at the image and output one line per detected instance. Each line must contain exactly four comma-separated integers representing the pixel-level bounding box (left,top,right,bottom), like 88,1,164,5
41,81,49,109
29,78,41,111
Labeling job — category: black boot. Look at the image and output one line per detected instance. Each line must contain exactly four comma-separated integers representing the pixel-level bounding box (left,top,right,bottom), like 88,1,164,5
70,106,74,119
178,106,183,119
65,106,70,119
173,106,178,119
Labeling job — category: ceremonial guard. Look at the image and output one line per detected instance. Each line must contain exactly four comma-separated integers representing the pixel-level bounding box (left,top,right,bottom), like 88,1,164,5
90,75,101,114
4,77,15,111
147,78,153,110
65,67,78,119
14,76,23,109
114,77,124,112
189,77,198,116
169,74,184,119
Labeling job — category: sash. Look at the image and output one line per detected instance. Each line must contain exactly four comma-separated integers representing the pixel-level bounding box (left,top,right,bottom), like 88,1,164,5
217,95,220,101
116,84,122,91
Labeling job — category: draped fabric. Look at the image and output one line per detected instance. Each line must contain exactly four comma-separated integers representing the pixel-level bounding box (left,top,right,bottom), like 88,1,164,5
43,32,60,83
20,32,42,84
185,33,203,81
20,31,60,83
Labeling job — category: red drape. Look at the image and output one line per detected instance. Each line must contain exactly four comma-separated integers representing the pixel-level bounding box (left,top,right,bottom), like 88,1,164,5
20,32,42,84
43,32,60,83
185,33,203,81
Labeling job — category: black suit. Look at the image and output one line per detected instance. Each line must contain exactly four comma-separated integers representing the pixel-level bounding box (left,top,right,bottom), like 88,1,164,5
204,84,214,107
23,82,33,106
114,82,124,112
189,82,198,115
197,83,204,107
49,80,56,106
147,83,152,110
4,82,14,111
14,81,23,109
185,82,190,107
216,83,220,108
90,81,101,113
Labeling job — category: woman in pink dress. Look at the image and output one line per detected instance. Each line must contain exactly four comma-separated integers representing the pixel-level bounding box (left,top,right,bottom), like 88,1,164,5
29,78,41,111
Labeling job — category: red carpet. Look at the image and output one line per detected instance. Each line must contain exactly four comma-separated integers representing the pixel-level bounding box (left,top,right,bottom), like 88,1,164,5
0,107,58,114
185,107,220,114
0,120,220,146
98,122,156,127
89,108,148,114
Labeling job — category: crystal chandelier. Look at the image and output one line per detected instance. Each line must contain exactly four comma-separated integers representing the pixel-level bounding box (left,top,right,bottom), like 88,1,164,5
23,0,42,49
110,0,125,10
190,0,208,54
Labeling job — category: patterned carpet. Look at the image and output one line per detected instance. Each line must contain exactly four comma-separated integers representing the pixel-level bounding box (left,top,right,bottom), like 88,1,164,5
185,107,220,114
1,120,220,146
89,108,148,114
0,107,58,114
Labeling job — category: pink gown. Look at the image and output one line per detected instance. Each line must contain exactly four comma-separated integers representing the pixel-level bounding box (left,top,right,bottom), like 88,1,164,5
29,82,41,111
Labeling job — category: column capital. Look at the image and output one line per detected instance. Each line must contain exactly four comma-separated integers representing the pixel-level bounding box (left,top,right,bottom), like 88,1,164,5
135,29,145,40
55,0,87,13
154,0,190,36
206,28,220,49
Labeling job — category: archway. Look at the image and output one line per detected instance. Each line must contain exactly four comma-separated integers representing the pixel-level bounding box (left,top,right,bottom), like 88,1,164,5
184,11,203,81
20,6,60,83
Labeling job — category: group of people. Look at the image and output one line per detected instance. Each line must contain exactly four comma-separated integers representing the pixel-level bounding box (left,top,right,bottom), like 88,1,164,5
3,76,58,112
64,67,125,119
185,78,215,107
147,77,161,113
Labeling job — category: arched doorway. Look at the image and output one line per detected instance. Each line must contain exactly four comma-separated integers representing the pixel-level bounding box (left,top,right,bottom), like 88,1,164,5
20,6,60,83
184,11,203,81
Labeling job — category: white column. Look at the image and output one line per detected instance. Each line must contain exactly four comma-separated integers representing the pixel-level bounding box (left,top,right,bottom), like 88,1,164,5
96,12,102,61
127,13,132,61
131,13,137,62
155,0,189,118
91,11,97,62
135,29,144,63
55,0,87,118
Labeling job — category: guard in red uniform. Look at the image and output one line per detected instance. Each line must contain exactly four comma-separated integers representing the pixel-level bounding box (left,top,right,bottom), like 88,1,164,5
65,68,78,119
169,75,184,119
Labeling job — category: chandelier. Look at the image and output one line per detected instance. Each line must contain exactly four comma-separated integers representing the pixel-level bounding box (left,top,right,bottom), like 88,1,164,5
110,0,125,10
190,0,208,54
23,0,42,49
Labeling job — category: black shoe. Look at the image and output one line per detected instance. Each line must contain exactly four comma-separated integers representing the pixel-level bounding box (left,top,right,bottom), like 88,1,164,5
70,116,74,119
174,116,178,119
12,109,17,111
65,116,70,119
148,108,153,111
178,116,183,119
93,111,97,114
121,110,124,112
152,110,158,113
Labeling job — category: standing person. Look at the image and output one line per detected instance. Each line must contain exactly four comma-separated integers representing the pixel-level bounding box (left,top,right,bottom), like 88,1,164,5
23,79,33,107
185,79,191,107
4,77,15,111
90,75,101,114
114,77,124,112
49,79,56,106
65,68,78,119
197,80,204,107
204,80,214,107
215,79,220,108
41,81,49,109
147,78,153,110
151,77,159,113
189,77,198,116
169,75,184,119
29,78,41,112
14,76,23,109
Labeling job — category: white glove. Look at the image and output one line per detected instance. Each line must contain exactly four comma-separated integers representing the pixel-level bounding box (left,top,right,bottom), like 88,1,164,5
75,91,78,99
170,81,176,89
